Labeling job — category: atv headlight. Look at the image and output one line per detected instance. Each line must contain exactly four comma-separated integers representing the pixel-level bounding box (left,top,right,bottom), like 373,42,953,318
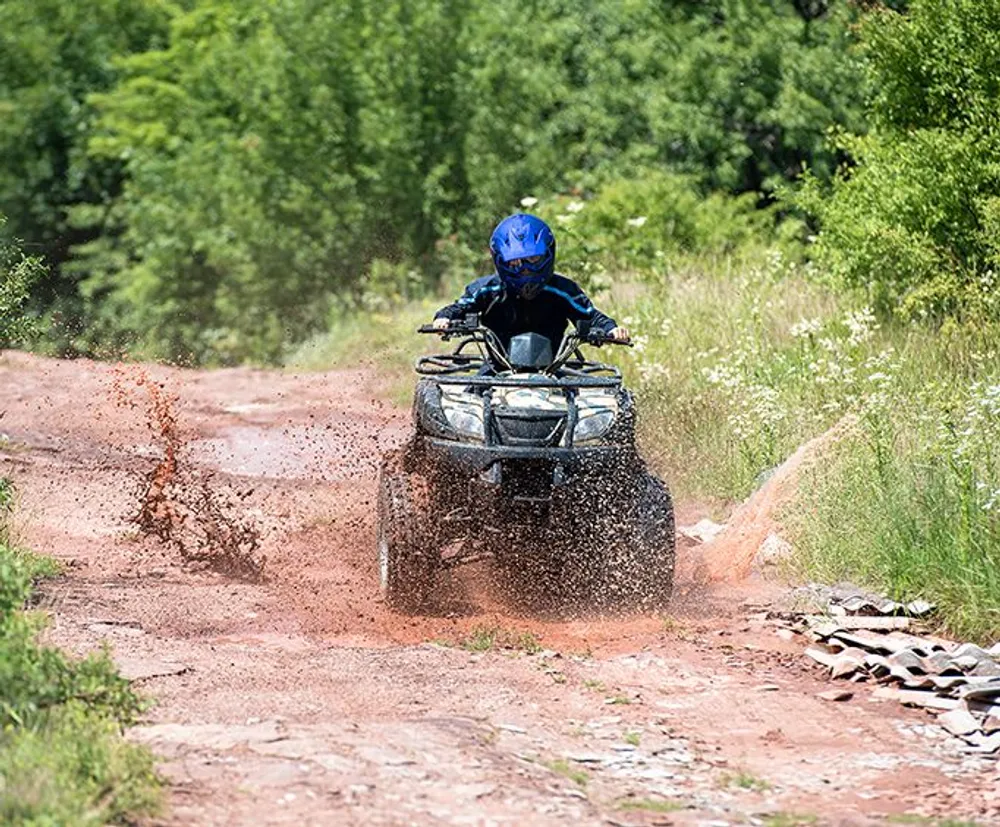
440,389,485,440
573,410,616,443
573,389,619,444
445,405,484,439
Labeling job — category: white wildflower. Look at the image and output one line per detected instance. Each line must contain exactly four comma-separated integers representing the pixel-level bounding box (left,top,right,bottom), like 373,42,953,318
844,306,878,346
985,488,1000,513
520,196,539,208
630,334,649,354
703,362,743,390
790,317,822,339
565,200,585,213
626,216,648,228
638,361,670,383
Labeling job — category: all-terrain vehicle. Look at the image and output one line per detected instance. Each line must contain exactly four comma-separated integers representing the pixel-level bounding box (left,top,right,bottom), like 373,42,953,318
376,315,675,613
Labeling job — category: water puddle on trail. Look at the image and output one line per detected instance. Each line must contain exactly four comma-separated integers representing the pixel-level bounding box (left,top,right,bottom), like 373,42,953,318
190,416,403,483
192,425,340,481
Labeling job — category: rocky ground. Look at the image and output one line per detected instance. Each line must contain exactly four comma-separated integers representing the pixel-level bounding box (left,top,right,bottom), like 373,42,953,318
1,351,997,826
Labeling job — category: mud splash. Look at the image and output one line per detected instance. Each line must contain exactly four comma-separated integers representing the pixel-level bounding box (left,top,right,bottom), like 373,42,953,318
113,367,266,580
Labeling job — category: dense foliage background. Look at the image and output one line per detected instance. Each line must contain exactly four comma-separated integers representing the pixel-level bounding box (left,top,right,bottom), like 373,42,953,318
3,0,1000,644
1,0,874,362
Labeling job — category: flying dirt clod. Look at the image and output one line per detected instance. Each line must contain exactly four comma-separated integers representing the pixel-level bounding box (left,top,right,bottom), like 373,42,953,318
112,367,266,580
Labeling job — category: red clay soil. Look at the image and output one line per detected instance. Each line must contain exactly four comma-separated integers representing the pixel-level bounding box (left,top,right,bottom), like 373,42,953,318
1,351,996,826
700,416,858,582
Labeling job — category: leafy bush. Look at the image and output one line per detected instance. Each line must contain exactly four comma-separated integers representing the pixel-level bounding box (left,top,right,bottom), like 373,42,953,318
0,702,160,827
794,0,1000,321
0,219,41,347
501,173,779,312
0,497,160,823
532,172,772,281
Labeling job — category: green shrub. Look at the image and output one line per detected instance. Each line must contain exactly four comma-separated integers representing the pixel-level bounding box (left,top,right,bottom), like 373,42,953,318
0,517,160,822
0,702,160,827
527,172,773,294
793,0,1000,322
0,219,41,348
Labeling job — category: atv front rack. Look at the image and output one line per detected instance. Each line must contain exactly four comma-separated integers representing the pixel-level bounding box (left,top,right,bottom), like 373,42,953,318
415,322,624,380
426,374,620,388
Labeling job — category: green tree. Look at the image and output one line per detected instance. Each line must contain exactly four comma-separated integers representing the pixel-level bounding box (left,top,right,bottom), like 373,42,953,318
794,0,1000,320
0,219,41,347
12,0,868,363
0,0,171,330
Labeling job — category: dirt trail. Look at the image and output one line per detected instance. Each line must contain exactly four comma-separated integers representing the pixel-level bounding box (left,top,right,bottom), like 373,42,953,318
1,351,996,826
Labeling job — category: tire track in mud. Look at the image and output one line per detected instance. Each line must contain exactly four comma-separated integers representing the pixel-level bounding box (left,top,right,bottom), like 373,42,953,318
1,351,995,826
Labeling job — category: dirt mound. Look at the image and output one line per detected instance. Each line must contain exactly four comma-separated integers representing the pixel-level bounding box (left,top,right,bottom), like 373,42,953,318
701,415,857,581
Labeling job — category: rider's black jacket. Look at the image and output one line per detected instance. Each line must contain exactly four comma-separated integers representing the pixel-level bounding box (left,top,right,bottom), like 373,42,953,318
433,273,618,352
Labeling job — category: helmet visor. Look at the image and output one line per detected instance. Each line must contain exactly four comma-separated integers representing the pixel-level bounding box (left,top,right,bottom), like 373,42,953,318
502,254,549,275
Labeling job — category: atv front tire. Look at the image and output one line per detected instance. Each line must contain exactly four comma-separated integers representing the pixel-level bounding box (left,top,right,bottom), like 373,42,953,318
376,453,436,612
604,474,676,611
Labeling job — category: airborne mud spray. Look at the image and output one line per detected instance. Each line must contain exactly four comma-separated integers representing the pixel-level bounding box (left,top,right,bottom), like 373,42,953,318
111,366,266,580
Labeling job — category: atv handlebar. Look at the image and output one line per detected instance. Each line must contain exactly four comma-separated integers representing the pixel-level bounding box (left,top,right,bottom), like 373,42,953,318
418,322,475,340
418,321,633,347
416,315,629,378
579,332,634,348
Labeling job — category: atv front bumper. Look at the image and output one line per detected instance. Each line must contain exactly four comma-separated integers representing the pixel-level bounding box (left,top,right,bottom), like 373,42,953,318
421,437,626,476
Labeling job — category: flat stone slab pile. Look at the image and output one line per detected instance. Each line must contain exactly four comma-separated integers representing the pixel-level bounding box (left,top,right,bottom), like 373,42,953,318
784,585,1000,756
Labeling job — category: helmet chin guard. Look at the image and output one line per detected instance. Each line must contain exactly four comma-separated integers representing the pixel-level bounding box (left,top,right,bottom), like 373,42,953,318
489,213,555,298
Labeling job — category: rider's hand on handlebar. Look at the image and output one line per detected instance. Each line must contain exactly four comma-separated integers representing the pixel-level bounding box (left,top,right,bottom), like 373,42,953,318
609,326,631,343
432,317,450,331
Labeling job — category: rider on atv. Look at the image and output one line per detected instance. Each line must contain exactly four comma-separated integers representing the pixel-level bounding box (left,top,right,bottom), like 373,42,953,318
432,213,631,353
377,212,675,613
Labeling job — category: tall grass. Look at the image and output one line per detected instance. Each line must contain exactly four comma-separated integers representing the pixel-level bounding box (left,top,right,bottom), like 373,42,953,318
611,250,1000,638
786,372,1000,641
607,251,848,501
287,300,440,406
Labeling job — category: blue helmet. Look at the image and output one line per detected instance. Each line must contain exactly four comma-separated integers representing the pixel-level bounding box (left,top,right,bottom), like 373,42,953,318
489,213,555,299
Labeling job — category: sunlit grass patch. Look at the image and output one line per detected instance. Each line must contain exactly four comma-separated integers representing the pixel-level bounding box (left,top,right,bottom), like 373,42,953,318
887,816,983,827
719,769,772,792
607,250,877,501
457,624,543,655
0,703,160,826
541,757,589,787
0,499,161,824
616,797,684,813
764,814,818,827
786,371,1000,642
286,299,441,406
